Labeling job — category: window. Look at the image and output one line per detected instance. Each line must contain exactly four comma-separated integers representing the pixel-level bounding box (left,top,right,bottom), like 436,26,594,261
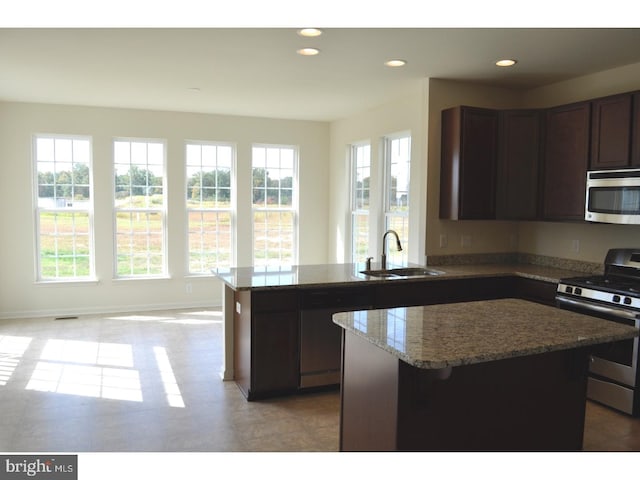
252,145,297,267
34,135,94,281
383,134,411,267
114,139,166,277
186,141,234,273
350,143,371,263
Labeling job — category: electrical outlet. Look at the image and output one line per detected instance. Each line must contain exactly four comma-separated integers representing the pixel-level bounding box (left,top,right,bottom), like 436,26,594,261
439,234,448,248
461,235,472,248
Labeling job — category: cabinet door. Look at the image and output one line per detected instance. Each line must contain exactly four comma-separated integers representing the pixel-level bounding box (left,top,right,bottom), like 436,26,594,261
514,277,557,306
440,106,498,219
252,310,299,394
590,93,632,169
542,101,591,221
235,289,299,399
632,92,640,166
497,110,543,220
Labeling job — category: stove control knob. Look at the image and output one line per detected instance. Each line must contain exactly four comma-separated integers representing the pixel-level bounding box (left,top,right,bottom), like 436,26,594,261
566,286,573,294
613,295,621,303
574,287,582,295
624,297,632,305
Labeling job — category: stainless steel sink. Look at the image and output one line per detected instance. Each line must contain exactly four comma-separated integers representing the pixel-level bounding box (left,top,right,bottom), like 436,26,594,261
360,270,398,278
360,267,445,278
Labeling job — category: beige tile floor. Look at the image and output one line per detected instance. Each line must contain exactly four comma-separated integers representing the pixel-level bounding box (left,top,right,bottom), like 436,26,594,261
0,307,638,453
0,308,338,452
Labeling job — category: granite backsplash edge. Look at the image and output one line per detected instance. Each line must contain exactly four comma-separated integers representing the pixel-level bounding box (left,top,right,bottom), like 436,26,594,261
427,252,603,274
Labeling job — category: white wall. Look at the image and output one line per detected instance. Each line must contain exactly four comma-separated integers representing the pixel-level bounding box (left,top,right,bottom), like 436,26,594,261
0,102,329,319
328,81,427,265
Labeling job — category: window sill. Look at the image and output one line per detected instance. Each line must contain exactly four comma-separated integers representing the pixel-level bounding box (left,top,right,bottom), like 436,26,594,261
35,278,100,287
112,276,172,284
184,273,219,279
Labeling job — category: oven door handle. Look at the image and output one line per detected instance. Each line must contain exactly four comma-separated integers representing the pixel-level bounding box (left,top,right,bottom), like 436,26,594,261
556,296,640,324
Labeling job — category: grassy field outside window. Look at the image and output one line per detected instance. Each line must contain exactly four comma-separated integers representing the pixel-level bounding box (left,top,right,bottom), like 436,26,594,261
34,135,94,281
114,139,166,277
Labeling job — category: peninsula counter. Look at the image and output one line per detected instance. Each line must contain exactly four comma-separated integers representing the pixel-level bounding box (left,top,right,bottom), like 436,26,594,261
215,262,588,399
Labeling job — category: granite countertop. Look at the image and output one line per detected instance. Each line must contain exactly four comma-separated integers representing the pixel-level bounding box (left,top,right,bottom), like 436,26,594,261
332,298,639,370
213,262,588,290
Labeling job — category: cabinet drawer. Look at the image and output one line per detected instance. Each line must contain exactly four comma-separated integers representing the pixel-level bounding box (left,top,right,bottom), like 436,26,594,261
252,289,299,312
300,286,373,311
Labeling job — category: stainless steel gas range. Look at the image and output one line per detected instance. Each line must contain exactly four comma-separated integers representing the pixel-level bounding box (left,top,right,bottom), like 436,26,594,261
556,248,640,416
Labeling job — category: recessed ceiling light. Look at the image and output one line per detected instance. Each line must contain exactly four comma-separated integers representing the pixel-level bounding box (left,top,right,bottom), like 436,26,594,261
385,59,407,67
297,47,320,56
496,59,517,67
297,28,323,37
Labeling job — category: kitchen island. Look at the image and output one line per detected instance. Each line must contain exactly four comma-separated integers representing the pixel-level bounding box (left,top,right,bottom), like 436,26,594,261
333,299,639,451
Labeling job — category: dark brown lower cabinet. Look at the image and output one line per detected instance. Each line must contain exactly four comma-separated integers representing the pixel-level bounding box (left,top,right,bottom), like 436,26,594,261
514,277,558,306
252,310,299,394
340,331,589,451
234,288,299,400
373,276,514,309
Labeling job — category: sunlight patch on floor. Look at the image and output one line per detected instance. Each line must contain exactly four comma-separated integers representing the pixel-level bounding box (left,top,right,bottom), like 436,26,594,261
0,335,32,386
26,339,142,401
40,339,134,368
154,346,185,408
26,361,143,402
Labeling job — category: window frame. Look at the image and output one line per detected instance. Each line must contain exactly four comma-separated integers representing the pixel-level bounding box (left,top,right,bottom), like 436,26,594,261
251,143,299,267
349,141,371,263
382,132,411,267
185,140,236,275
112,137,168,279
32,133,96,282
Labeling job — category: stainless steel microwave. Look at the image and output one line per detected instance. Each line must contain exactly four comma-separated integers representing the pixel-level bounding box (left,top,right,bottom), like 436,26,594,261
585,169,640,224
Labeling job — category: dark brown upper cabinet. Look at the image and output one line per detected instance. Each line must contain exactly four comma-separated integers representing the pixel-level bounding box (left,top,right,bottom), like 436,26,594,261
496,110,543,220
440,106,498,220
632,92,640,166
542,101,591,221
590,93,633,169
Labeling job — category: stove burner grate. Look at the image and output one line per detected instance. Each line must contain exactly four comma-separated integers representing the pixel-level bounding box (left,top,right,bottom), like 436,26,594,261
566,275,640,296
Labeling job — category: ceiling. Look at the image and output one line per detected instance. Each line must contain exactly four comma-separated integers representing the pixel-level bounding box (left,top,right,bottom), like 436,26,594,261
1,28,640,122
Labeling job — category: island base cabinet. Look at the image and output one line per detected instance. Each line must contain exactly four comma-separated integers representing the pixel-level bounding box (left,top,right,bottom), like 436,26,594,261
340,331,590,451
234,289,299,400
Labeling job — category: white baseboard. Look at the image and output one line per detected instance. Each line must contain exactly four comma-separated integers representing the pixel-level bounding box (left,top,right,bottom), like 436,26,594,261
0,300,222,321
